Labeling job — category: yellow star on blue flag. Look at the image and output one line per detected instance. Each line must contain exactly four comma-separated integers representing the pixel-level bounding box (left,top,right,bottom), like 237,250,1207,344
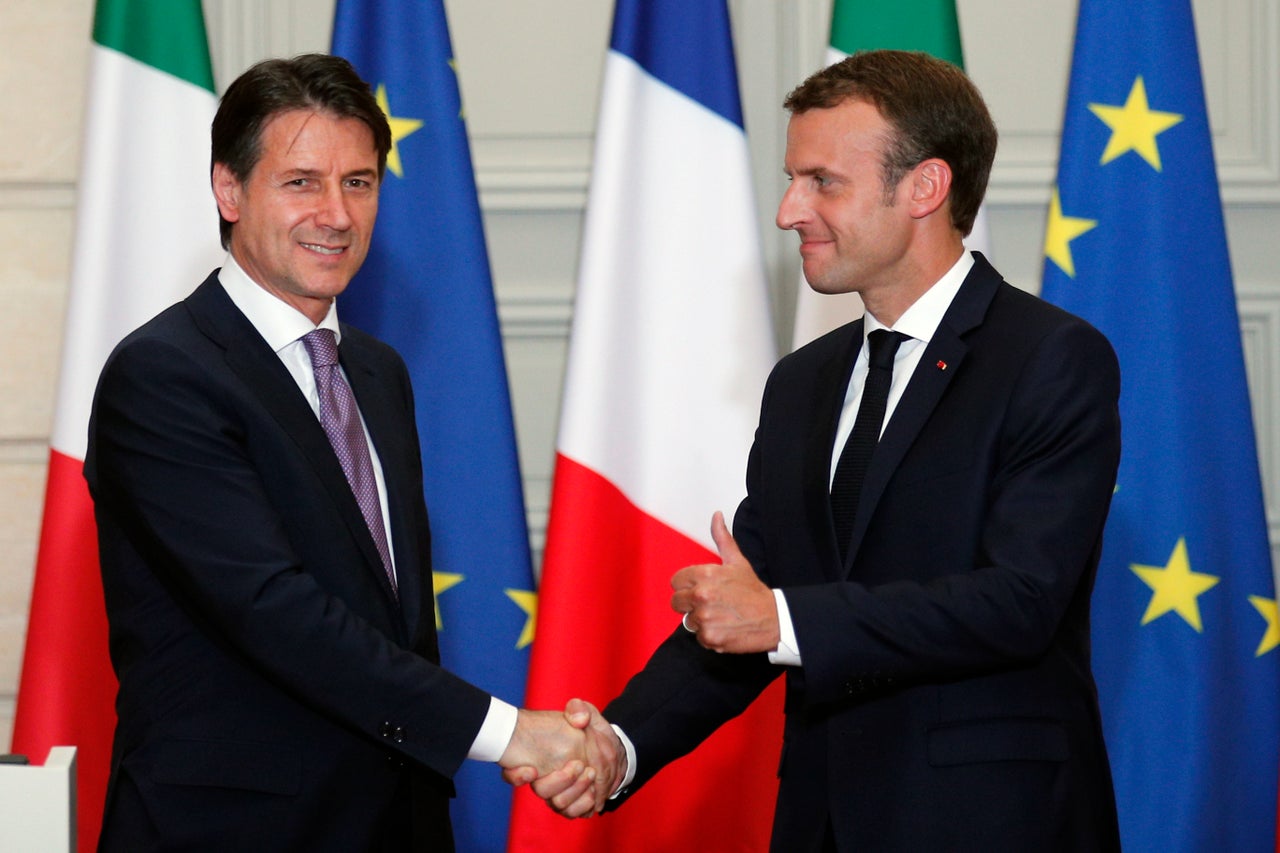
505,589,537,650
374,83,423,178
1089,76,1183,171
432,571,464,630
1249,596,1280,656
1044,187,1097,278
1131,537,1219,631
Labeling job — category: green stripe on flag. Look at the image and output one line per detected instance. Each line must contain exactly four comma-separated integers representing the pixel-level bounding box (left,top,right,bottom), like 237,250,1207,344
830,0,965,67
92,0,215,92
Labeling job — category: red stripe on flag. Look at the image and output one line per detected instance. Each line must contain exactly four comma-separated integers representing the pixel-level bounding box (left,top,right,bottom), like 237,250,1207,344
12,448,116,853
511,454,781,852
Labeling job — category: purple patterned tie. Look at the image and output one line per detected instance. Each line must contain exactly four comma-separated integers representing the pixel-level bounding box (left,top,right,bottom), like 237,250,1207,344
302,329,397,597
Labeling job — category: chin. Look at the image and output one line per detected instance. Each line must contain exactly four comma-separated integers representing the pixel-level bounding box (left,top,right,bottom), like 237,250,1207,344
804,278,842,295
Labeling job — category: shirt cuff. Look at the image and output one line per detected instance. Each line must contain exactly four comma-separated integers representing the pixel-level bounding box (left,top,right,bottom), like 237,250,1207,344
468,696,518,762
767,588,802,666
610,724,638,797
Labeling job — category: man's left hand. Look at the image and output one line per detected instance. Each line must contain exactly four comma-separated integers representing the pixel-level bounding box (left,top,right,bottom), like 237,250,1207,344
670,512,780,654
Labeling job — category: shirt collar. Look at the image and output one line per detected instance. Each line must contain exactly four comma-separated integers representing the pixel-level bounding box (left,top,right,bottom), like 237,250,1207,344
217,253,342,352
865,250,974,343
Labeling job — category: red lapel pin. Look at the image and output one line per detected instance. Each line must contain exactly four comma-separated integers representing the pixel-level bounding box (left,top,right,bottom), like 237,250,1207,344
936,360,948,371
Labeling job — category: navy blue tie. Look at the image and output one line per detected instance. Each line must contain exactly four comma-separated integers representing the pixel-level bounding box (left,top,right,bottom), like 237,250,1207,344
831,330,908,560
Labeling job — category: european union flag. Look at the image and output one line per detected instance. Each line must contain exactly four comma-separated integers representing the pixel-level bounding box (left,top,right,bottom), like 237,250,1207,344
1040,0,1280,848
332,3,535,850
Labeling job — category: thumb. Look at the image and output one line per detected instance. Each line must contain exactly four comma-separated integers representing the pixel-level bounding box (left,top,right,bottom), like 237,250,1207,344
503,766,537,787
564,697,594,729
711,511,744,565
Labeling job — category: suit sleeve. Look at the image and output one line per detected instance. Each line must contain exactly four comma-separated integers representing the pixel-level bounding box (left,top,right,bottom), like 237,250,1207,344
781,320,1121,707
88,335,492,778
603,379,782,800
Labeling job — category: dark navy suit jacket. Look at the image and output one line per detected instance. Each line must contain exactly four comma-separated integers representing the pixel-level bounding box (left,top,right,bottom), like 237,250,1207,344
606,254,1123,852
86,272,489,852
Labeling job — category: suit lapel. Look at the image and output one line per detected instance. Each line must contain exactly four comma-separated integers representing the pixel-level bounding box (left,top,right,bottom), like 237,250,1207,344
339,334,424,638
841,255,1003,574
184,277,405,621
807,320,862,581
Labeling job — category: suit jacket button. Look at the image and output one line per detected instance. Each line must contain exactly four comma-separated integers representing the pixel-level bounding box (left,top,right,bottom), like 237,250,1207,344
393,726,406,743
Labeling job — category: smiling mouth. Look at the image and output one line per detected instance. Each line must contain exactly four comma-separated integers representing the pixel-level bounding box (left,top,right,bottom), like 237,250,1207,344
300,242,345,256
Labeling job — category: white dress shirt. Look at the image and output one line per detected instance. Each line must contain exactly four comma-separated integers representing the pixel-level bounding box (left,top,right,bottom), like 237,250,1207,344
217,254,517,762
769,250,974,666
613,253,978,794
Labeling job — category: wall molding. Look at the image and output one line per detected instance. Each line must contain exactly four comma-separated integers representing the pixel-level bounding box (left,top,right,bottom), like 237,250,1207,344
496,286,573,340
472,137,592,213
0,184,74,210
0,441,50,465
0,696,13,749
1238,281,1280,535
204,0,335,89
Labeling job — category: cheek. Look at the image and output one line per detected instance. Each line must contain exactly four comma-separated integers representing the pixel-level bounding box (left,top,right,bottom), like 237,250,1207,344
358,201,379,234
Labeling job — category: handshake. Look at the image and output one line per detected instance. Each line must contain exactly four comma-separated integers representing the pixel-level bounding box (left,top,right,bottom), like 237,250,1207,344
491,511,781,819
498,698,626,818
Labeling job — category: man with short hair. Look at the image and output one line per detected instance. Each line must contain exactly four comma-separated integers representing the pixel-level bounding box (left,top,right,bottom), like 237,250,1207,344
88,54,609,852
530,50,1122,852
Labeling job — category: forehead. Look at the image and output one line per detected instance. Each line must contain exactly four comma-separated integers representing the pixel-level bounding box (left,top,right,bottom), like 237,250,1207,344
784,99,891,168
255,108,377,170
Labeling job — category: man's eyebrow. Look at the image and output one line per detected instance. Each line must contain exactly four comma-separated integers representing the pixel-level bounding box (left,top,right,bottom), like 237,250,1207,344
785,165,830,177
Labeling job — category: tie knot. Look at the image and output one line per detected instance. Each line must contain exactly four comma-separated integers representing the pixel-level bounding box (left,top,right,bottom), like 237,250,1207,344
302,328,339,368
867,329,907,371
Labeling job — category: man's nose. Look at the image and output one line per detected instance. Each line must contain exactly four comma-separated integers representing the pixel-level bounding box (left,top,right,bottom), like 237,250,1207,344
776,182,805,231
316,184,353,230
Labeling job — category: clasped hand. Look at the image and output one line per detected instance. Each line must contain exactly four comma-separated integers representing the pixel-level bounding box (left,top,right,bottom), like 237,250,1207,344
501,513,776,819
500,699,625,818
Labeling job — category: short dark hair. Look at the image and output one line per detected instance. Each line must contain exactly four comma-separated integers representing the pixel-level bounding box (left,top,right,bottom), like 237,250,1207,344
783,50,996,236
210,53,392,248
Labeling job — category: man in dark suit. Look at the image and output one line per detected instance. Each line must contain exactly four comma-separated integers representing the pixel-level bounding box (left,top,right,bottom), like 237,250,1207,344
86,54,612,852
528,50,1122,851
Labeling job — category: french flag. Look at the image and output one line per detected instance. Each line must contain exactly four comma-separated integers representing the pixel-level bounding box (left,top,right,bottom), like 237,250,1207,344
509,1,781,850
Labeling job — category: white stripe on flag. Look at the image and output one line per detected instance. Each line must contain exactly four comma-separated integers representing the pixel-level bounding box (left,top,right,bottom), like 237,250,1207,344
53,46,221,457
558,51,775,549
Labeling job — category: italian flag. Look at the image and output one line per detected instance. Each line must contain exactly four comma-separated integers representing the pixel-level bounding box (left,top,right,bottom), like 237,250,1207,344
791,0,992,348
508,1,781,851
11,1,221,849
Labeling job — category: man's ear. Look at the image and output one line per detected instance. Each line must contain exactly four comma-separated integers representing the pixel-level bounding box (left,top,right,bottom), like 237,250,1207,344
906,158,952,221
211,162,243,225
